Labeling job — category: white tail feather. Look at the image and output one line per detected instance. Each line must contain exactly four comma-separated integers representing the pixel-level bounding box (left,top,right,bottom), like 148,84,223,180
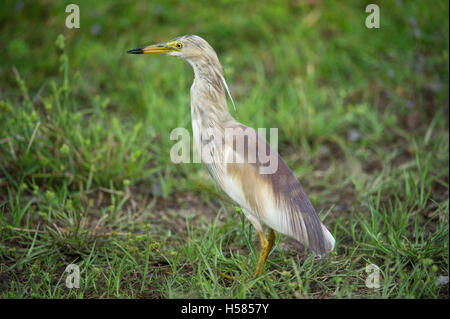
320,224,335,256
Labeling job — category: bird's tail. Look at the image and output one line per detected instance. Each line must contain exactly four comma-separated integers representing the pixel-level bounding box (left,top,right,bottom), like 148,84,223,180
287,215,335,257
317,223,335,257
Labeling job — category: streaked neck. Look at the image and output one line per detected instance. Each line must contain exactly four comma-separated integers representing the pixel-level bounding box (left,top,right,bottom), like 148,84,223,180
187,57,232,120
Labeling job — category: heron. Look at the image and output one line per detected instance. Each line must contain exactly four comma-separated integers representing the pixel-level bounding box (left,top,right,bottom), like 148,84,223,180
127,35,335,276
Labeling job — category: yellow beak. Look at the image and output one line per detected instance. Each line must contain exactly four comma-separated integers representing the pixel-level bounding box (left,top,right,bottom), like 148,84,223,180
127,43,172,55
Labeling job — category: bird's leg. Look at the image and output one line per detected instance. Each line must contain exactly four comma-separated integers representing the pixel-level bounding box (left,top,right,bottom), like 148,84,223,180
255,228,277,276
267,227,277,254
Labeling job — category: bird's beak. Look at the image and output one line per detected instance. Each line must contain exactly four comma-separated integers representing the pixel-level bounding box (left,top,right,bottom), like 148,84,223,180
127,43,172,55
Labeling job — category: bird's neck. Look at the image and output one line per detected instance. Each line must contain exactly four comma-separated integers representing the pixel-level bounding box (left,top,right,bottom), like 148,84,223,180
188,58,233,124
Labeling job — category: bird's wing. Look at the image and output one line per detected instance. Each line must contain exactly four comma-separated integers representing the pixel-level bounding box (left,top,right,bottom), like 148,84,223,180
221,121,334,256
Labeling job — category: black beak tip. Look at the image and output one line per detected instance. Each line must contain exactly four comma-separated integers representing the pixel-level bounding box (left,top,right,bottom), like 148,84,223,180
127,48,144,54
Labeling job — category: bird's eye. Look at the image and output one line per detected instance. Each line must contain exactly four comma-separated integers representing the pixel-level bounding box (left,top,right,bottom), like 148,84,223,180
175,42,183,49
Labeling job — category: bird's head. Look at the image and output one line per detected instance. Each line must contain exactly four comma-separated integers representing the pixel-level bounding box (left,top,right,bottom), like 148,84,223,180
127,35,216,63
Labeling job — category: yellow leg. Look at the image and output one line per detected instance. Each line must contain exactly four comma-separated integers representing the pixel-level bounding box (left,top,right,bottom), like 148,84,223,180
255,228,276,276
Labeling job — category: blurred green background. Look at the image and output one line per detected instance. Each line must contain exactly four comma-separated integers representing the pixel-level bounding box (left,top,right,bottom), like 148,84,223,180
0,0,448,298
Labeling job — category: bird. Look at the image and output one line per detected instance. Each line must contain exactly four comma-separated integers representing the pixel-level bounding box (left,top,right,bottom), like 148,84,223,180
127,35,335,276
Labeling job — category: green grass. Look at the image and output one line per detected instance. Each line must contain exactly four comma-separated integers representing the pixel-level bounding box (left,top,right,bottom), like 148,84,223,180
0,0,448,298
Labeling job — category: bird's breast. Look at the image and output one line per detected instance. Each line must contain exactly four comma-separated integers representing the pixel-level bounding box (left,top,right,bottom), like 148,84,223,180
190,110,226,188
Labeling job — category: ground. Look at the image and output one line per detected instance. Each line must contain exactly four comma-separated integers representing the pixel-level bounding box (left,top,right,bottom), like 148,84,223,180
0,0,448,298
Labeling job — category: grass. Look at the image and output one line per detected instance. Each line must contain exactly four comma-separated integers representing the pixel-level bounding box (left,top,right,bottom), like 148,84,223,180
0,0,448,298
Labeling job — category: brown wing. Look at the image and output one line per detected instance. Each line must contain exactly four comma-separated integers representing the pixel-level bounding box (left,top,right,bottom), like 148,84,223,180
222,122,334,256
